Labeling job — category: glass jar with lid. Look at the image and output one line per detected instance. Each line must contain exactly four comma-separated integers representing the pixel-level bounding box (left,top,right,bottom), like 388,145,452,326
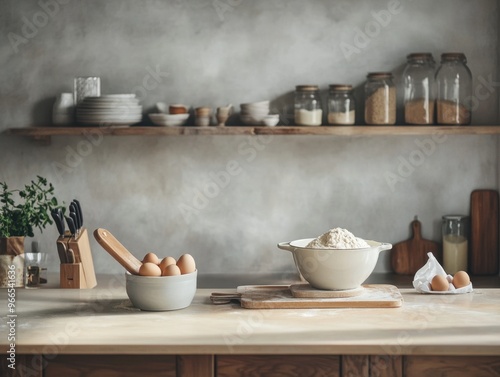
294,85,323,126
435,53,472,125
327,84,356,125
442,215,469,274
403,53,436,125
364,72,396,125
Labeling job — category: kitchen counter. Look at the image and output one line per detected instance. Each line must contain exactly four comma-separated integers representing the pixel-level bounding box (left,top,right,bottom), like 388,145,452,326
1,275,500,376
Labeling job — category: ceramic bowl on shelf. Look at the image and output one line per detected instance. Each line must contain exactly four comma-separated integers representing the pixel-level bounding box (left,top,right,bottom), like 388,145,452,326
149,113,189,127
277,239,392,290
263,114,280,127
125,270,197,311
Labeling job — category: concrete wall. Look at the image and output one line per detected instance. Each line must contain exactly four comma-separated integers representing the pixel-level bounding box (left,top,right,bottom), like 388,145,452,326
0,0,498,276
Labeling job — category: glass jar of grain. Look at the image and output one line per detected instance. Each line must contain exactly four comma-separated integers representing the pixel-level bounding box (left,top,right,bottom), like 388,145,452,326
294,85,323,126
435,53,472,125
442,215,469,274
364,72,396,125
327,85,356,125
403,53,436,125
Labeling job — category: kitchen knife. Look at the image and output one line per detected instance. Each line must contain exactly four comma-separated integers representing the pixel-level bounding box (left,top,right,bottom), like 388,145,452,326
69,211,79,236
73,199,83,228
71,201,81,232
51,209,65,237
56,241,67,264
69,203,79,231
66,216,76,238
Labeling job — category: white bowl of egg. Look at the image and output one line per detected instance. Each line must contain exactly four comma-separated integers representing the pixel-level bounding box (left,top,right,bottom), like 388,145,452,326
125,253,197,311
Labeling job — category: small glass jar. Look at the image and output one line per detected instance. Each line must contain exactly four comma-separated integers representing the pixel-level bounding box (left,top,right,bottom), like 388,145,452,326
442,215,469,274
364,72,396,125
435,53,472,125
403,53,436,125
294,85,323,126
327,85,355,125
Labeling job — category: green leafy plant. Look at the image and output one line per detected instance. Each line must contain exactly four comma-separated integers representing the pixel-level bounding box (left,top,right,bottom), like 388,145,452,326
0,176,59,238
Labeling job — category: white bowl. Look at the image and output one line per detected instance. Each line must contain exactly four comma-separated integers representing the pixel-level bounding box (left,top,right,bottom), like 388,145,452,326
149,113,189,127
125,270,197,311
240,100,270,109
277,239,392,290
263,115,279,127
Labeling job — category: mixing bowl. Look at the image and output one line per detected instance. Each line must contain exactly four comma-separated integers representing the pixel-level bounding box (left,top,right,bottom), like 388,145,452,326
278,239,392,290
125,270,197,311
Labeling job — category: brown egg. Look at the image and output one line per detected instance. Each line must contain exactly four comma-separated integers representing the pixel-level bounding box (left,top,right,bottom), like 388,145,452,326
430,275,449,291
159,256,176,270
162,264,181,276
142,252,160,265
453,271,471,288
177,254,196,274
139,262,162,276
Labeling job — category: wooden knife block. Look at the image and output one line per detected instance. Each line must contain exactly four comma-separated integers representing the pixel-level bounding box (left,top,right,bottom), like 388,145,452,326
58,228,97,289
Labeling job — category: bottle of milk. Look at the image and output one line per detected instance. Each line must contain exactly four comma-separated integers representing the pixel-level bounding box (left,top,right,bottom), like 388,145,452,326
442,215,469,274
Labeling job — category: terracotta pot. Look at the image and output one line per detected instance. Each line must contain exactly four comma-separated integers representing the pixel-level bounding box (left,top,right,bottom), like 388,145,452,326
0,237,25,288
0,236,25,256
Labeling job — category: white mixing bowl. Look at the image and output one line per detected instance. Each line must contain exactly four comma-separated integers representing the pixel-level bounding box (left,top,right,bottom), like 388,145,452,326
278,239,392,290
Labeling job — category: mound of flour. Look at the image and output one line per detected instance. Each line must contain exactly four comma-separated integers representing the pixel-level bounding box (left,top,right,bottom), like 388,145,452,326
306,227,369,249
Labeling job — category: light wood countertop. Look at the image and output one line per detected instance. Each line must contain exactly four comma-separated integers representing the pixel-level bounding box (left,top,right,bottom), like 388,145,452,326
1,275,499,356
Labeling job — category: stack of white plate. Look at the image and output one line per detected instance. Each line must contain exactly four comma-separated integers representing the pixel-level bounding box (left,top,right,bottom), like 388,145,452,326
240,100,270,125
76,94,142,126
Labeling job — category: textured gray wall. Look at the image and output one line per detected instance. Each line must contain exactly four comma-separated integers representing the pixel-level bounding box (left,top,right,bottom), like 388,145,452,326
0,0,499,277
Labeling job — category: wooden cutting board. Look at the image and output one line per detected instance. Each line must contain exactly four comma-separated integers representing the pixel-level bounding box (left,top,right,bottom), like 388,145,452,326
211,284,403,309
470,189,499,275
391,218,441,275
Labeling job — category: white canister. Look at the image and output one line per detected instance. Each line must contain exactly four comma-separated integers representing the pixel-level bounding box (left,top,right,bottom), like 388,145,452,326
52,92,75,126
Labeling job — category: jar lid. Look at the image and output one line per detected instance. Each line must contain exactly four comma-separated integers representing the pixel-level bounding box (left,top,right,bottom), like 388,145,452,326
442,214,469,220
406,52,434,61
296,85,319,91
441,52,467,62
366,72,393,79
328,84,353,91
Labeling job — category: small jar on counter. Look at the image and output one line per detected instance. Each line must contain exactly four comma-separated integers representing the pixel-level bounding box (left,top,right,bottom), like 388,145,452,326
364,72,396,125
403,53,436,125
442,215,469,274
327,84,356,125
435,53,472,125
294,85,323,126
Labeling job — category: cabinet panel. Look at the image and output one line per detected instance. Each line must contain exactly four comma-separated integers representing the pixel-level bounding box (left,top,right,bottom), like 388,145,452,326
177,355,214,377
44,354,176,377
0,354,43,377
217,355,340,377
342,355,369,377
405,356,500,377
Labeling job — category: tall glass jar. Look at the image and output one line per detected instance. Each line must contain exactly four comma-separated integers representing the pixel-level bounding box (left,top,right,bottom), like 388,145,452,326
294,85,323,126
403,53,436,125
327,84,355,125
442,215,469,274
435,53,472,125
364,72,396,125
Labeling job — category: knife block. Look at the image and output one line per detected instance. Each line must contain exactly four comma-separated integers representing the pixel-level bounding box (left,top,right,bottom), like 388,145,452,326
58,228,97,289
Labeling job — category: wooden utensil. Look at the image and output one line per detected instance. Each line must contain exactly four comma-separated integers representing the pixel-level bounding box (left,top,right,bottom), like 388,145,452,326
93,228,142,275
391,217,441,275
470,190,499,275
210,284,402,309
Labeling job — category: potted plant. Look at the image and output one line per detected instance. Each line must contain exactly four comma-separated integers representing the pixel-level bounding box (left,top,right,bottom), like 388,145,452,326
0,176,59,256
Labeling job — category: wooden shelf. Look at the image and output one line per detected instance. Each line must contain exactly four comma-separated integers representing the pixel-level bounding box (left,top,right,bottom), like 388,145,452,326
4,125,500,144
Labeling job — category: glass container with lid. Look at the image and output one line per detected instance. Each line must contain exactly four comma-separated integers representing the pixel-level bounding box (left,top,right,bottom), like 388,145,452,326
435,53,472,125
364,72,396,125
442,215,469,274
327,84,355,125
403,53,436,125
294,85,323,126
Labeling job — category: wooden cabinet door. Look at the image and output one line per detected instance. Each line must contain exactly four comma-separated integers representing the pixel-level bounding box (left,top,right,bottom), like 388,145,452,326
44,355,176,377
405,356,500,377
217,355,340,377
